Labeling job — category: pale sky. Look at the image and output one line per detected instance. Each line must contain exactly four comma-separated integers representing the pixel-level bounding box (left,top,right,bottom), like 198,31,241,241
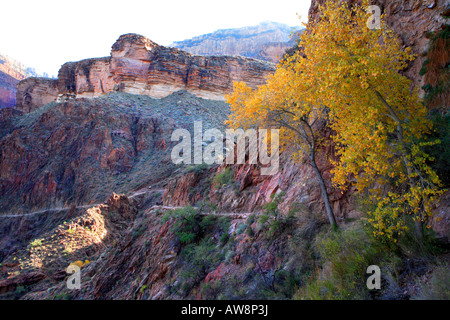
0,0,311,77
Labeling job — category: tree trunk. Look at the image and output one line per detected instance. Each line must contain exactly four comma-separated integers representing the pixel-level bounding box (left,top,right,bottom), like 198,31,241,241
310,158,338,228
415,219,424,244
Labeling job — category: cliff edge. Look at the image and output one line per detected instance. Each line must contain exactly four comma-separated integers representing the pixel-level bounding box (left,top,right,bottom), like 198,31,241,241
15,34,275,113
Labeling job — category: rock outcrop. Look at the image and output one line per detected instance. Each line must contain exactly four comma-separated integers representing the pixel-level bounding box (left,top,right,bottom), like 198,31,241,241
111,34,274,100
308,0,449,93
14,33,275,112
0,193,138,297
59,57,114,99
15,78,58,113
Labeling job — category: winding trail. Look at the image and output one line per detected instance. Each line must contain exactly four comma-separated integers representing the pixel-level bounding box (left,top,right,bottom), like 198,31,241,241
0,186,163,219
146,205,251,219
0,203,101,219
0,187,250,220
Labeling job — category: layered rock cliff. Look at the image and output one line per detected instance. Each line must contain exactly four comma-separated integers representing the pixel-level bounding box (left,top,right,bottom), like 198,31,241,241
171,21,302,63
15,34,275,113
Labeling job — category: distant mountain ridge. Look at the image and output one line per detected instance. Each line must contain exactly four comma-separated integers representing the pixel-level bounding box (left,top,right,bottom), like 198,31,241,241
170,21,302,63
0,52,50,109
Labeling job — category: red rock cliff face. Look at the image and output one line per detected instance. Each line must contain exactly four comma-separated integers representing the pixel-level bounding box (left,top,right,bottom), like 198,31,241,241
56,58,115,98
15,34,275,112
15,78,58,113
309,0,449,93
73,57,115,98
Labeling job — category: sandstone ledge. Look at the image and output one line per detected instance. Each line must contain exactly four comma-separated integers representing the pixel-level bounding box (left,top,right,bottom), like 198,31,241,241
15,33,275,112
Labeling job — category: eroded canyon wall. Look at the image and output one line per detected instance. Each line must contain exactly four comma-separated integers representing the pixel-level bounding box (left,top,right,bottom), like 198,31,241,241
15,34,275,112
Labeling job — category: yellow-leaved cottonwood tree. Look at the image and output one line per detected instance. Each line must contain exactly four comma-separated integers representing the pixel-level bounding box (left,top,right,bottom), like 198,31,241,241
226,0,444,241
226,50,338,228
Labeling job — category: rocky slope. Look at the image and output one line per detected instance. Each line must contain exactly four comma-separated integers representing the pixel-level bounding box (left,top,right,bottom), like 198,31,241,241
1,159,447,300
0,193,140,298
15,34,275,113
171,22,302,63
0,90,230,215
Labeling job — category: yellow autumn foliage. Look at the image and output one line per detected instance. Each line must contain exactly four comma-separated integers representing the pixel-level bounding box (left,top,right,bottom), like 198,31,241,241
226,0,445,241
69,260,90,268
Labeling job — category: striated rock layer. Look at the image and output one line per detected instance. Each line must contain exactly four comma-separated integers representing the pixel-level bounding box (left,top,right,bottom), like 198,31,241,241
171,21,301,63
15,34,275,113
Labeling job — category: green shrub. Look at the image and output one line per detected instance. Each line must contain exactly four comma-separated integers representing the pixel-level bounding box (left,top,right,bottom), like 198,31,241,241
219,232,229,244
200,281,223,299
217,216,231,230
199,214,217,230
164,206,231,247
179,232,196,244
213,167,234,189
181,239,224,280
15,286,26,296
258,192,294,239
296,223,399,300
235,223,247,235
164,206,203,244
186,163,210,174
